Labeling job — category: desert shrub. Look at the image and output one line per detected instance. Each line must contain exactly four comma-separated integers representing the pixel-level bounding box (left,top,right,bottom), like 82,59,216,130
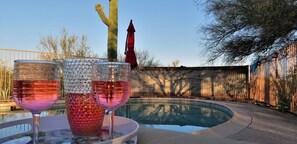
273,71,297,111
0,66,13,100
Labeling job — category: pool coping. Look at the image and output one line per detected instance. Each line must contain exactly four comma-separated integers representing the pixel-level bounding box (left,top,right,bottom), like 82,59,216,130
191,100,252,137
132,98,251,137
135,98,253,144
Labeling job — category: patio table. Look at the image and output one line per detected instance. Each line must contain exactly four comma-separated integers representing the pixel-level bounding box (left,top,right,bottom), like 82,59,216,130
0,115,139,144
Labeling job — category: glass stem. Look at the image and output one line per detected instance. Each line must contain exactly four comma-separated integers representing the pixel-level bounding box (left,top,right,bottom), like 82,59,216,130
32,113,40,144
109,111,114,139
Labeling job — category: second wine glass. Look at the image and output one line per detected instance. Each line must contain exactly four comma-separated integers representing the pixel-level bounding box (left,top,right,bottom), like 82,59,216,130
92,62,131,139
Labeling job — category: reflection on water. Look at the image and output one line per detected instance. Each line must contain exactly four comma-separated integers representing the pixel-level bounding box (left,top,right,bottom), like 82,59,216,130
144,124,207,133
1,99,232,135
115,99,232,132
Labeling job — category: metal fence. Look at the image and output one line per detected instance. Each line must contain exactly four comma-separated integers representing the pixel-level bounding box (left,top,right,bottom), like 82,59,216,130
0,48,71,101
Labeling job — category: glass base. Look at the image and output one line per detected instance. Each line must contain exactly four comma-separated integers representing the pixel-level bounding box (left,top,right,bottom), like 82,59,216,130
1,129,136,144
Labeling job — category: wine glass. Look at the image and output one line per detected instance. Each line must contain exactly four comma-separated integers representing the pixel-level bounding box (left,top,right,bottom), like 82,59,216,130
91,62,131,139
13,60,60,144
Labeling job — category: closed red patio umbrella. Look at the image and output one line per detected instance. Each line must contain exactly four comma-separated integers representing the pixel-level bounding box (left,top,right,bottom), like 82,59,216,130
125,20,138,69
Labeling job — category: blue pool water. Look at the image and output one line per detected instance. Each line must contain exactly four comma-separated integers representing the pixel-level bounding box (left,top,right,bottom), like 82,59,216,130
115,98,232,133
0,98,232,135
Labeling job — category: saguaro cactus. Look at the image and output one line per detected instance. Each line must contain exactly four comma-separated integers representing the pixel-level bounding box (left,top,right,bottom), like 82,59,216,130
96,0,118,60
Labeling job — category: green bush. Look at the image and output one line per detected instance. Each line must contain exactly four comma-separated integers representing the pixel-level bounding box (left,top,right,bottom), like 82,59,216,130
273,72,297,111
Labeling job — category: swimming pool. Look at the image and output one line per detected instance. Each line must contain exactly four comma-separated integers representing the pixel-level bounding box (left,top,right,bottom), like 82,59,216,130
0,98,232,134
116,98,232,133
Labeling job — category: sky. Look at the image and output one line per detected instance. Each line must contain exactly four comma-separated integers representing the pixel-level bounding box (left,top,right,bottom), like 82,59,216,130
0,0,211,66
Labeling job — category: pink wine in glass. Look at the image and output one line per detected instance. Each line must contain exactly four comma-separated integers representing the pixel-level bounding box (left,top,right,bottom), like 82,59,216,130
92,81,130,111
13,80,59,114
65,93,105,136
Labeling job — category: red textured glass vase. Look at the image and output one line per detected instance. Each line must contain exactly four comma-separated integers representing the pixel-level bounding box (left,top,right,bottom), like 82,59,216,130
66,93,105,136
61,58,107,137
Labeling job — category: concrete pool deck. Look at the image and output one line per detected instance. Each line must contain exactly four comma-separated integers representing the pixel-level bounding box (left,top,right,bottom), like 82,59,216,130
137,100,297,144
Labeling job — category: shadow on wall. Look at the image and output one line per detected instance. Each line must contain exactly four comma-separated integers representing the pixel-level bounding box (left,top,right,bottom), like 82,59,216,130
130,66,249,100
